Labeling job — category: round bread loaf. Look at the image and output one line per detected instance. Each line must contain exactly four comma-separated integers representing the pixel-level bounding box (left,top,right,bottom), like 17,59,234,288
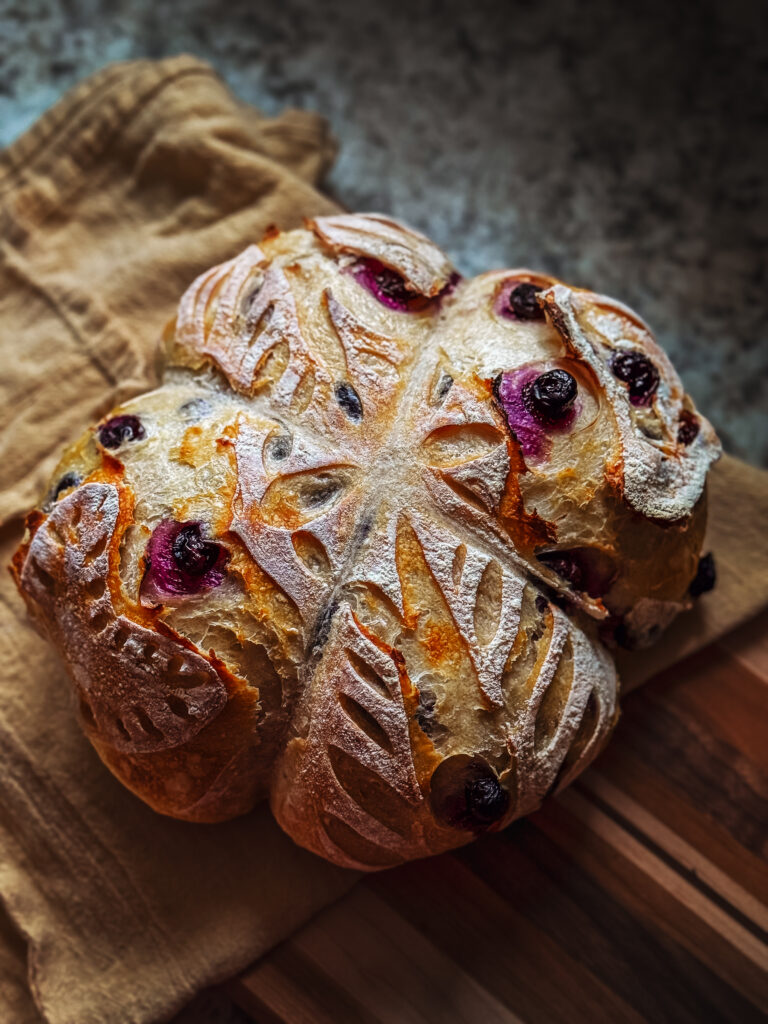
11,214,720,869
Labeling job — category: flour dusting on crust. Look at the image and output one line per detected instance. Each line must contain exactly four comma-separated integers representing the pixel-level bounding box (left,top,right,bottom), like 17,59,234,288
13,214,719,869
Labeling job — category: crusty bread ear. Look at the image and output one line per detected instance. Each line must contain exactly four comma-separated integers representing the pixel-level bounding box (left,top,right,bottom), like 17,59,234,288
541,285,719,521
13,214,719,868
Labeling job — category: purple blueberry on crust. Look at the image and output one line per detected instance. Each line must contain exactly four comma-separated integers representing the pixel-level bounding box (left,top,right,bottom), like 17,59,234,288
689,552,716,597
536,547,616,599
140,520,229,605
677,410,700,446
429,755,510,832
353,258,418,311
172,524,221,576
465,774,509,825
538,551,585,590
508,282,544,321
523,369,578,423
44,471,82,510
335,381,364,421
98,414,145,449
496,368,579,459
610,350,660,406
352,259,459,312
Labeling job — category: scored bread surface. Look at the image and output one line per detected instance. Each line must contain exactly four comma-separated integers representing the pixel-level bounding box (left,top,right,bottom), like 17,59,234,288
12,214,720,869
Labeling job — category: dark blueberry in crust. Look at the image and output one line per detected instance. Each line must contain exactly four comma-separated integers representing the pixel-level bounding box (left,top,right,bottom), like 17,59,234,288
98,414,145,449
354,260,459,311
677,410,700,446
44,471,82,510
53,471,82,500
172,524,221,576
535,593,550,614
523,369,578,423
415,693,435,730
689,552,716,597
538,551,584,590
309,598,339,654
304,481,341,508
465,775,509,825
372,264,412,305
140,520,229,605
335,381,363,421
536,547,616,599
435,373,454,404
354,258,419,311
508,282,544,321
429,755,510,832
415,684,440,738
610,350,660,405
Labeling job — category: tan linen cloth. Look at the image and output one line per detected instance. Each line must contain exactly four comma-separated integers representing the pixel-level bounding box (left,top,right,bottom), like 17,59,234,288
0,56,766,1024
0,56,355,1024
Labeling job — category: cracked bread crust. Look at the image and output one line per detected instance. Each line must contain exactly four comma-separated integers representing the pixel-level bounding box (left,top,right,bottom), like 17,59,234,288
12,214,720,869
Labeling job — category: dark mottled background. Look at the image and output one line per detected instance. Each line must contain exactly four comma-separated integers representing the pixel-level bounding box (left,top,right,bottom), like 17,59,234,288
2,0,766,465
0,1,765,1019
2,0,767,465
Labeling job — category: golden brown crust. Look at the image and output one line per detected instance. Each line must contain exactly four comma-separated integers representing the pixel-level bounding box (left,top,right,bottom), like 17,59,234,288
12,214,720,868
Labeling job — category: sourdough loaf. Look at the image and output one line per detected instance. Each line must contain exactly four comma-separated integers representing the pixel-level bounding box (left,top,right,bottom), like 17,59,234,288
11,215,720,869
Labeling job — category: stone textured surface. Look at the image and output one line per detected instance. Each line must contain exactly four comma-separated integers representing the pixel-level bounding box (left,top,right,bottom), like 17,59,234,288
1,0,766,465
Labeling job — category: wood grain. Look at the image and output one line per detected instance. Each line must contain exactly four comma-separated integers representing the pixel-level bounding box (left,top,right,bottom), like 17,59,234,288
231,611,768,1023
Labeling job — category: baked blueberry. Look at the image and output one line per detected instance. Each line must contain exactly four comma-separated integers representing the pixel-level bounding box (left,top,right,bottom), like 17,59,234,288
429,755,510,831
537,547,616,599
538,551,584,590
140,519,229,604
495,368,578,460
265,432,292,462
508,282,544,321
354,258,459,312
523,369,578,423
465,774,509,825
689,552,716,597
354,259,415,311
172,524,221,576
415,683,446,739
53,471,82,500
677,410,700,446
372,264,411,305
434,373,454,404
335,381,363,421
304,479,341,508
98,414,145,449
610,350,660,405
179,397,212,422
43,471,83,510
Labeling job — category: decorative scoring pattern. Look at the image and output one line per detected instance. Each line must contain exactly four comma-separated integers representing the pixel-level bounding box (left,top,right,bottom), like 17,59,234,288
21,484,227,753
15,214,719,868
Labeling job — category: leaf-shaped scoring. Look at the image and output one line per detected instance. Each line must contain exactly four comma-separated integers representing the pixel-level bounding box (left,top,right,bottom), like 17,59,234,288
271,602,428,869
20,214,699,863
164,215,623,866
20,484,227,752
270,509,618,868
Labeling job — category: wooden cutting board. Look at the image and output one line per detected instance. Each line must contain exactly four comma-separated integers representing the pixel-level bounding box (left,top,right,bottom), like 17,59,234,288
230,609,768,1023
